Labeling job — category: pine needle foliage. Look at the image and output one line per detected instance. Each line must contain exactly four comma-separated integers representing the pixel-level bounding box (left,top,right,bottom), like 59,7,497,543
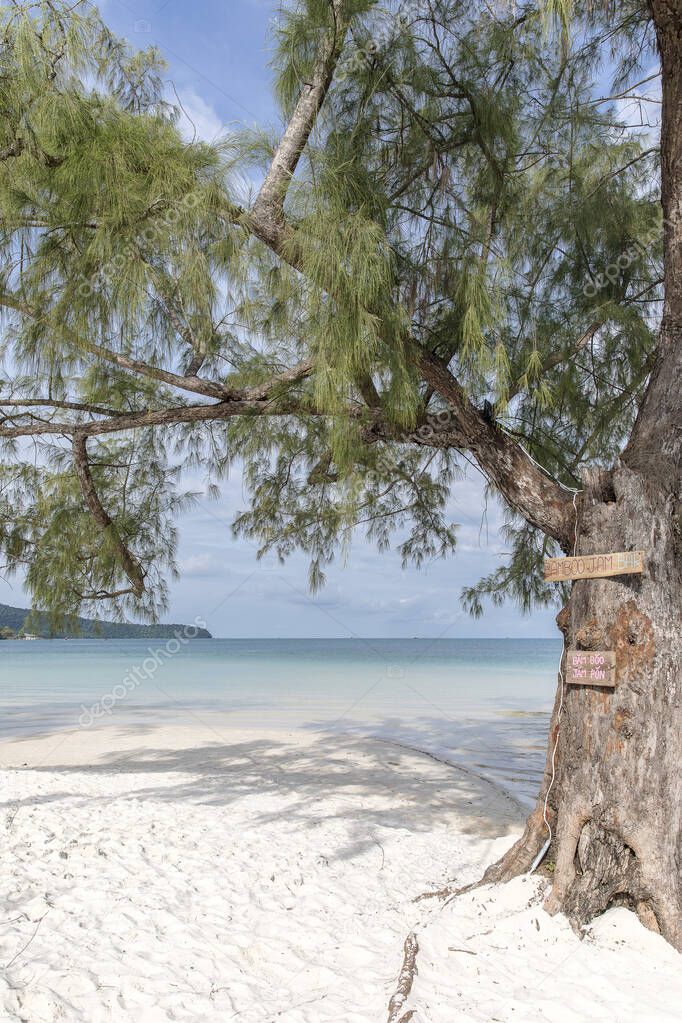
0,0,662,623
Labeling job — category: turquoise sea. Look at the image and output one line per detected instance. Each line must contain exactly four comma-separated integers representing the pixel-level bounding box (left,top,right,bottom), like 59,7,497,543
0,638,561,807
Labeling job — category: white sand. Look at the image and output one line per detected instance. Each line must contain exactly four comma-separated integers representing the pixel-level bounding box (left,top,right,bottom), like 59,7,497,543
0,724,680,1022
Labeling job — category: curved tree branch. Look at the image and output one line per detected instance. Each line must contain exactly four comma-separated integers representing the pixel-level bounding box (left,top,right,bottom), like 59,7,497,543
72,432,146,598
0,290,230,400
418,352,576,547
0,290,314,405
0,373,318,440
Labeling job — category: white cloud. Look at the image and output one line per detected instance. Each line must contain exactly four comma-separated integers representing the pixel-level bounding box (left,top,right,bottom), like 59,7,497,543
179,553,223,578
173,88,224,143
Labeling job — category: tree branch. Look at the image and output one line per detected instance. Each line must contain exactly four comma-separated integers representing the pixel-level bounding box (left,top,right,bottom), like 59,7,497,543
230,4,577,543
418,352,576,546
251,0,350,232
0,291,314,404
0,398,127,417
0,290,231,401
72,432,146,598
240,358,314,399
0,390,321,440
507,323,599,403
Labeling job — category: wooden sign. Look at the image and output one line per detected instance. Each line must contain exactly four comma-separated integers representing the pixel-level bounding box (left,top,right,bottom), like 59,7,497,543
567,650,616,688
544,550,645,583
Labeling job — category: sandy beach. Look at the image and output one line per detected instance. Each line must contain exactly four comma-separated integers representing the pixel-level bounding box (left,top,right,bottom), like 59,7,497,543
1,724,680,1022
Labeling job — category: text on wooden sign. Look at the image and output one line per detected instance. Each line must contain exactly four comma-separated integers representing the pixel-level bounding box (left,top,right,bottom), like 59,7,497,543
566,650,616,688
544,550,645,582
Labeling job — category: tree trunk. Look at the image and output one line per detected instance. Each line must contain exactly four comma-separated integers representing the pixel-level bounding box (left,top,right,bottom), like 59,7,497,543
486,465,682,949
626,1,682,493
483,1,682,951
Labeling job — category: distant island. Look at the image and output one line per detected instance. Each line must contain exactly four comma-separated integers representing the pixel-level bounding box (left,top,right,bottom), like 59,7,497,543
0,602,212,640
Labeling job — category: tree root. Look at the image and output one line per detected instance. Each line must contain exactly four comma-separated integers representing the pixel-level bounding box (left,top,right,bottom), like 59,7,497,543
387,932,419,1023
414,806,551,904
418,812,681,954
545,819,664,937
479,806,550,885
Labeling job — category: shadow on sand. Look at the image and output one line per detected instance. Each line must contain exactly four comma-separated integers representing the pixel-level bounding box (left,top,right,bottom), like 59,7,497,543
1,719,530,850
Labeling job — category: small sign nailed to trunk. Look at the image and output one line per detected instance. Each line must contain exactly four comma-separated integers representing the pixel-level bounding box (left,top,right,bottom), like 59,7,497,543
567,650,616,688
544,550,645,582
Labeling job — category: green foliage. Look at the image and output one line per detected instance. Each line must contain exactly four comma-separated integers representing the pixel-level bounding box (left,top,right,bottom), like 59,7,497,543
273,0,376,114
462,517,569,617
0,0,662,622
0,437,194,623
230,411,459,590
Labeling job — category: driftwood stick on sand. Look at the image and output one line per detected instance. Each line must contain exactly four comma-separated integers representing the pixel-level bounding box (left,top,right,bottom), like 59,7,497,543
387,931,419,1023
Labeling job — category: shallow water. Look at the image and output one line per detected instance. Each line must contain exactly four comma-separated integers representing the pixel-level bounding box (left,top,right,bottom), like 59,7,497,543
0,637,561,806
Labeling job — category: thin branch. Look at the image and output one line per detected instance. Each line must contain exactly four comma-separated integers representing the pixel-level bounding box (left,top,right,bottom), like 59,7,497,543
0,398,127,417
251,0,350,227
0,290,230,401
72,432,145,598
584,148,658,200
0,291,313,403
240,358,314,399
507,323,599,403
588,72,661,106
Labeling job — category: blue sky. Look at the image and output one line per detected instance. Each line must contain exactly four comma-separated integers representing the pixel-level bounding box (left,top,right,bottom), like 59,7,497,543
0,0,562,638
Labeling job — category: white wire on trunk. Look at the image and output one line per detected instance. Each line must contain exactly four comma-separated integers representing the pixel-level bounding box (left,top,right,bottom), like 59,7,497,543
529,490,580,874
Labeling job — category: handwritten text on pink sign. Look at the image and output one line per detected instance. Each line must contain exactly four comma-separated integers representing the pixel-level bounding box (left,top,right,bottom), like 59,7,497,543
567,650,616,688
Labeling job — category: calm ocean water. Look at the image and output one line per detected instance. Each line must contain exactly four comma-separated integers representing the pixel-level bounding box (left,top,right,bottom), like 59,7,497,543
0,638,561,807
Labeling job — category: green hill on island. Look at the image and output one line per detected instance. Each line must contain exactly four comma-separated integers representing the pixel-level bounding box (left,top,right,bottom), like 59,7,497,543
0,602,212,640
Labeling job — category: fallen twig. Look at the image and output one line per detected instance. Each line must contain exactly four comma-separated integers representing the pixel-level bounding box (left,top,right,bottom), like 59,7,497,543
414,878,477,903
371,833,386,871
387,931,419,1023
5,912,48,970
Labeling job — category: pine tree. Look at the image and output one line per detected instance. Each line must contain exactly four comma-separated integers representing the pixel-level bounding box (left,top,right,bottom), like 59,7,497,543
1,1,680,946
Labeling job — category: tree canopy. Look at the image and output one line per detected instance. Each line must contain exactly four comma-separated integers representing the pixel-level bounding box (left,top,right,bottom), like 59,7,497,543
0,0,661,623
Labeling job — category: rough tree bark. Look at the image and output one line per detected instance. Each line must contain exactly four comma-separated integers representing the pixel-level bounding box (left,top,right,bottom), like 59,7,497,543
486,465,682,948
484,1,682,949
